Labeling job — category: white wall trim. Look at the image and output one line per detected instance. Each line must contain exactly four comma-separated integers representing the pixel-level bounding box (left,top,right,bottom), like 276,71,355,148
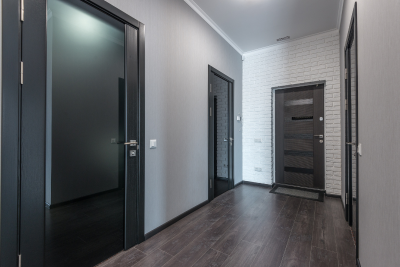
184,0,243,55
337,0,344,30
244,28,339,57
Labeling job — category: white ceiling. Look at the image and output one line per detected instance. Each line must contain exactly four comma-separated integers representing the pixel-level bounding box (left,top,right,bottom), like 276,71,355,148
186,0,343,54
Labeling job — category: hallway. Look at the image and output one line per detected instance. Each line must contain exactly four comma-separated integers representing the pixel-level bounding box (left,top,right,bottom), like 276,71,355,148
98,184,356,267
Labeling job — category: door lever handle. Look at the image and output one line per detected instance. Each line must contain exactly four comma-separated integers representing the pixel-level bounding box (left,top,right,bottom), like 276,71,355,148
346,142,356,145
314,135,324,138
114,140,138,146
224,138,228,142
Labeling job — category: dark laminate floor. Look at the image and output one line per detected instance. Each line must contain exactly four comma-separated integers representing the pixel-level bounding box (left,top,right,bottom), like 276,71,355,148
97,184,356,267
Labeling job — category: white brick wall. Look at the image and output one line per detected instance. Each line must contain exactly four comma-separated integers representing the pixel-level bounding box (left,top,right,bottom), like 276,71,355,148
242,30,341,195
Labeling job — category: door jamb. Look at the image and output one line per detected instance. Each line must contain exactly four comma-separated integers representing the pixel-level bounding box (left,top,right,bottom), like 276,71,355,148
208,65,235,202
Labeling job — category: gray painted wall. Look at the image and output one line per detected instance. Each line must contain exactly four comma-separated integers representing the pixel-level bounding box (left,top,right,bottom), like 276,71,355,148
340,1,400,266
106,0,243,234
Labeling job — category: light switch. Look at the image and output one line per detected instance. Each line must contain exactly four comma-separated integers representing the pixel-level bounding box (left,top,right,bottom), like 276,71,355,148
150,139,157,149
237,115,241,121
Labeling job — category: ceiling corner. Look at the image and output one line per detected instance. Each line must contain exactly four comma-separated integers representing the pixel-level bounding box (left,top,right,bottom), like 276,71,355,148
184,0,243,55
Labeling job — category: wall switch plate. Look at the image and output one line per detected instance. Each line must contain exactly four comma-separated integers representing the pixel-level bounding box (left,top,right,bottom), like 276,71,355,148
237,115,241,121
150,139,157,149
254,138,262,143
358,143,362,156
254,167,262,172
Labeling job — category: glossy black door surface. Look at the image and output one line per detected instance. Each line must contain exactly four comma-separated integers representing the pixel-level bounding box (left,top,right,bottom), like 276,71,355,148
344,3,358,258
45,0,126,266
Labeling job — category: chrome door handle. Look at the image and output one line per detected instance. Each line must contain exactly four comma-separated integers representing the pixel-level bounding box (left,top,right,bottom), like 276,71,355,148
114,140,138,146
346,142,356,145
224,138,228,142
314,135,324,138
230,138,234,141
124,140,138,146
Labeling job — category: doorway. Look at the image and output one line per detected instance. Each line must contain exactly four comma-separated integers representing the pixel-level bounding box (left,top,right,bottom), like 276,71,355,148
344,2,359,258
274,82,325,190
1,0,145,266
208,66,234,201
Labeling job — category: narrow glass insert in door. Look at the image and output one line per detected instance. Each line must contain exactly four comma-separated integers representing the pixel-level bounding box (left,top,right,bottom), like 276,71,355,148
45,0,125,266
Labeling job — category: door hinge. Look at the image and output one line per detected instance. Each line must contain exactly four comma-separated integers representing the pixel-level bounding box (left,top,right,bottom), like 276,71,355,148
21,62,24,85
210,107,212,117
210,84,212,93
210,179,212,188
345,68,347,80
18,254,22,267
21,0,24,21
345,99,348,110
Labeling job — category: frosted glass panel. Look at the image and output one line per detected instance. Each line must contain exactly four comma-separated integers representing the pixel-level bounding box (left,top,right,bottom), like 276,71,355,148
45,0,125,266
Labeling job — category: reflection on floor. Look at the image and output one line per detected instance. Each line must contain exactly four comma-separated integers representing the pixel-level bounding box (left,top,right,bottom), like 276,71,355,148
214,178,229,198
98,184,356,267
45,189,124,267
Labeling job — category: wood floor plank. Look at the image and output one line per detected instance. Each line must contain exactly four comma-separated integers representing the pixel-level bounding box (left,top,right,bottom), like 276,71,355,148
330,198,350,230
192,248,228,267
131,249,172,267
335,226,356,267
297,199,316,219
312,214,337,252
160,204,229,256
251,230,289,267
279,197,302,221
280,200,315,267
211,217,253,255
135,202,221,254
309,246,339,267
162,239,210,267
221,240,260,267
197,212,242,247
96,248,146,267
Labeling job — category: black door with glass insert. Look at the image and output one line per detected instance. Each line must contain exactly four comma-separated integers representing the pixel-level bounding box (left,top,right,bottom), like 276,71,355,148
3,0,146,266
275,84,325,189
45,0,128,265
208,66,234,201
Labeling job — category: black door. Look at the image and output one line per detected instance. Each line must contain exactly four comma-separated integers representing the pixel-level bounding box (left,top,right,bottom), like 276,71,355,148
275,83,325,190
344,3,358,256
208,66,234,200
0,0,145,266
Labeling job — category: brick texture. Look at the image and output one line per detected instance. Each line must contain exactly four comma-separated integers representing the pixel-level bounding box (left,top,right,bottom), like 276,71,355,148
242,30,341,195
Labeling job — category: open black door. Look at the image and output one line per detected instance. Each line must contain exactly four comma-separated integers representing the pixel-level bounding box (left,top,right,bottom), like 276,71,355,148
1,0,145,266
344,2,359,260
208,66,235,201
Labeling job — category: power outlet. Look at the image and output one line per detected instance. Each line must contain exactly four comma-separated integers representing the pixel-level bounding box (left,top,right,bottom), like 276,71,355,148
254,139,262,143
254,167,262,172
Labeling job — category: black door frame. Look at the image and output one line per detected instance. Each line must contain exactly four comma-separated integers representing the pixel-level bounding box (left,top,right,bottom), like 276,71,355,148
208,66,234,201
344,2,359,260
272,81,326,191
1,0,145,266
